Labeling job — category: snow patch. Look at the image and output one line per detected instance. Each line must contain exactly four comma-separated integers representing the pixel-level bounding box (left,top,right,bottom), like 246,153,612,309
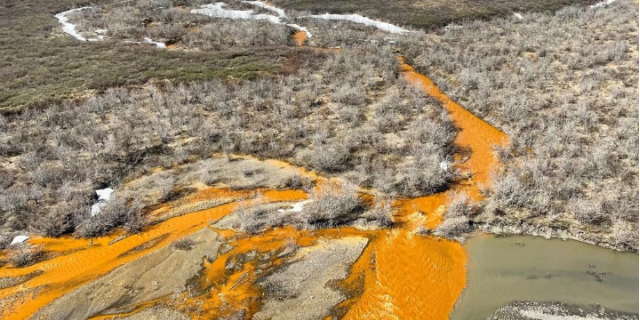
92,188,114,216
90,203,104,216
10,235,30,245
304,13,411,34
55,7,104,42
192,3,312,38
278,200,313,213
96,188,114,201
242,1,286,17
191,2,280,24
144,37,166,48
55,7,92,41
444,24,463,31
590,0,615,8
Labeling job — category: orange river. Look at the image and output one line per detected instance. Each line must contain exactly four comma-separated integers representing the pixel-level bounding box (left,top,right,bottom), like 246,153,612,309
0,33,508,320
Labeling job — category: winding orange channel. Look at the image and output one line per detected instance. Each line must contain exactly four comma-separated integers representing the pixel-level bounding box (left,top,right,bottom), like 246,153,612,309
336,57,508,320
0,31,508,320
0,189,306,320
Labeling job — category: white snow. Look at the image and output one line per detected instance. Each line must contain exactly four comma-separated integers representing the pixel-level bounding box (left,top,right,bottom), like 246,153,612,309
144,37,167,48
10,235,30,245
192,3,312,38
192,3,262,20
90,203,104,217
55,7,92,41
590,0,615,8
242,1,286,17
55,7,104,42
304,13,411,34
92,188,114,216
96,188,114,201
444,24,463,31
277,200,313,213
513,12,523,20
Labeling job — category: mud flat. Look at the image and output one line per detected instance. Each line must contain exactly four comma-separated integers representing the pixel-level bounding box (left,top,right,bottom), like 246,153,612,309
451,235,639,320
30,228,221,320
490,301,638,320
254,237,369,320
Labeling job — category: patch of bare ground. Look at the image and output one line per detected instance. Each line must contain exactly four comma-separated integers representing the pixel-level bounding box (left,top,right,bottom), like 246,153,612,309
30,228,220,320
0,270,43,290
254,237,369,320
116,306,190,320
491,301,639,320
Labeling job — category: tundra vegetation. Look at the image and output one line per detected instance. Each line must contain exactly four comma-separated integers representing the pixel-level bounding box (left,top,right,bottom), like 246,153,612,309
0,0,292,111
0,0,458,244
271,0,595,29
0,0,637,255
408,1,639,250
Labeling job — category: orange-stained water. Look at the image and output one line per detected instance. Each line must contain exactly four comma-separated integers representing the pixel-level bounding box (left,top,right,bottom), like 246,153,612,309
0,189,306,320
0,44,509,320
397,57,508,200
333,58,507,320
343,229,467,320
177,226,374,319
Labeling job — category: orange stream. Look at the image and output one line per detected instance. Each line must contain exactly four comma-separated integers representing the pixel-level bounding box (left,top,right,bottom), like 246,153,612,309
397,56,508,200
342,230,467,320
0,189,306,320
0,38,508,320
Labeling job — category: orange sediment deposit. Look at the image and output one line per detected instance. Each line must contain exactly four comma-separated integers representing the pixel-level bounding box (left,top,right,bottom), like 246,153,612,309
291,30,341,53
0,49,510,320
0,188,306,320
292,30,308,46
173,226,372,319
397,56,509,201
342,229,467,320
86,299,161,320
394,192,448,231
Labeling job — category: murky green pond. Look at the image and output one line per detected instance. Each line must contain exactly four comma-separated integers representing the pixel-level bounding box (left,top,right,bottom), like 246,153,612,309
451,234,639,320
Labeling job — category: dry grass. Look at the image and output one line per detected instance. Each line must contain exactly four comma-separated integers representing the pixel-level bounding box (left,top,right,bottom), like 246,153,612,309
0,0,291,112
0,28,454,238
407,1,638,250
273,0,595,29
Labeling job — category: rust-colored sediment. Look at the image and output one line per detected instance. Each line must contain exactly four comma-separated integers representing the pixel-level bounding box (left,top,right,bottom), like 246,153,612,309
0,189,306,320
292,30,307,46
336,58,508,320
178,226,373,319
0,45,508,320
343,230,467,320
397,57,508,200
